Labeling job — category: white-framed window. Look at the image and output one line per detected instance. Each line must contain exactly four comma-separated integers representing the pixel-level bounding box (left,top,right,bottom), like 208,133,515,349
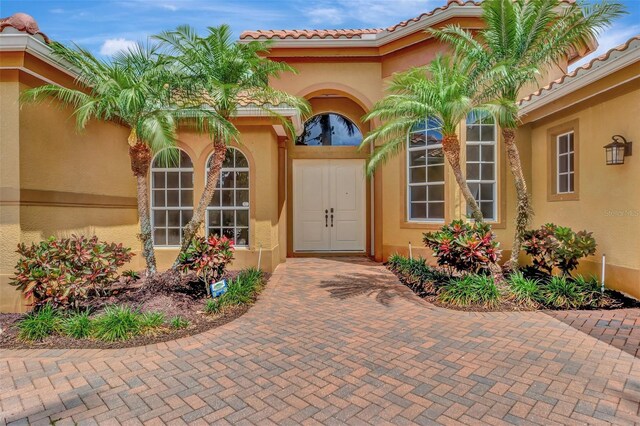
556,131,575,194
206,148,250,246
151,149,194,246
407,117,445,222
466,110,497,220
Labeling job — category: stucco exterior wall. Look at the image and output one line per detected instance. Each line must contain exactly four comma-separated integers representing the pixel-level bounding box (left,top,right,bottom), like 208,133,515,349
527,86,640,298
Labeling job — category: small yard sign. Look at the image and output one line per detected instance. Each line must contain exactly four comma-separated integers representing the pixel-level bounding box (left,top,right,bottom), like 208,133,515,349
210,279,228,298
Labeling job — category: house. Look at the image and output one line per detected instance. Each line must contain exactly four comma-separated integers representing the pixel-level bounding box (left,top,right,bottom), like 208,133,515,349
0,1,638,312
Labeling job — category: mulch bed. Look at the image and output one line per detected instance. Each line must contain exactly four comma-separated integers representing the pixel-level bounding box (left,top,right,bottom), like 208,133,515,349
0,270,269,350
388,265,640,313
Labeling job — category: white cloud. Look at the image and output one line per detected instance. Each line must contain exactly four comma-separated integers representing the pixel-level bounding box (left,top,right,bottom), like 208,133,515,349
306,7,345,25
99,38,137,56
569,25,640,71
160,3,178,11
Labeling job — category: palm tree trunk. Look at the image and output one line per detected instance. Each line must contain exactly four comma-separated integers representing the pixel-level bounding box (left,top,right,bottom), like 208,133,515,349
174,140,227,268
442,134,484,222
502,127,533,269
128,139,157,274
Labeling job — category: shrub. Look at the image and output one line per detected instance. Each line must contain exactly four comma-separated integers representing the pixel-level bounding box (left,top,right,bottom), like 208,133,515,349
423,220,501,275
439,275,500,308
92,305,142,341
18,305,62,341
541,275,584,309
387,254,448,295
507,272,541,308
177,236,234,284
170,316,190,329
205,268,264,314
522,224,596,276
573,275,603,307
10,235,133,309
62,310,92,339
140,311,165,329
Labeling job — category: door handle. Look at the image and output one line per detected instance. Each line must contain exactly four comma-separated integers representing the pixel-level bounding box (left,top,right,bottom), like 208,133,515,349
330,208,334,227
325,209,328,227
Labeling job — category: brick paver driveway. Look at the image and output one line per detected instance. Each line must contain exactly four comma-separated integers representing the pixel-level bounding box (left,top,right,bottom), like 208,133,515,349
1,258,639,425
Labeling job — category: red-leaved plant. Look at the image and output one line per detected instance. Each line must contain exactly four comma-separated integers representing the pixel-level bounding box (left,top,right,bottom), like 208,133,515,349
10,235,133,309
423,220,501,275
177,235,234,285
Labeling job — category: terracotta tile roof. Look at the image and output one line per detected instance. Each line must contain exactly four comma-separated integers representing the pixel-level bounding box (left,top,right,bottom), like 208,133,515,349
520,34,640,104
240,0,577,41
0,13,50,43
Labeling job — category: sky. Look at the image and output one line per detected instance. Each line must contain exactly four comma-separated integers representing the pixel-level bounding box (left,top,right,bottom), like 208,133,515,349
2,0,639,69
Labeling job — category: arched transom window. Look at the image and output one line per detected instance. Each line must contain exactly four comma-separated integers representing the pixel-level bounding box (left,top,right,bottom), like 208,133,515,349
407,117,445,222
151,149,194,246
296,113,363,146
206,148,249,246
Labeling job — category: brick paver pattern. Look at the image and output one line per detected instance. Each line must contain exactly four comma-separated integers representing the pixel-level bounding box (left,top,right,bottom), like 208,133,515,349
1,257,639,425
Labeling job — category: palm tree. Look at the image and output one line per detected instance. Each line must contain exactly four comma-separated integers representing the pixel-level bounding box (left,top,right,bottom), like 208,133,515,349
433,0,625,267
361,54,485,222
21,42,225,274
154,25,311,265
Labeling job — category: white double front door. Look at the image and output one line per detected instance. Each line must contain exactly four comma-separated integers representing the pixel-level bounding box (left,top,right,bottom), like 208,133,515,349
293,159,366,252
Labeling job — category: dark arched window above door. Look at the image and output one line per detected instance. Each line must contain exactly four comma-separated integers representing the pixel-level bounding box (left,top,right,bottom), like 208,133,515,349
296,113,362,146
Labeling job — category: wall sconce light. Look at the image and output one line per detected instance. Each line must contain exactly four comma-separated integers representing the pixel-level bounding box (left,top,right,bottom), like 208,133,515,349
604,135,632,165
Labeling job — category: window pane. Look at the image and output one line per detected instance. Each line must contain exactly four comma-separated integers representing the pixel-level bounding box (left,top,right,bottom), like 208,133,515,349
467,163,480,180
410,151,427,167
222,228,235,240
481,183,493,200
569,174,575,192
297,113,363,146
153,210,166,227
481,125,495,142
467,145,480,161
221,190,234,207
166,190,180,207
468,183,480,198
237,190,249,206
222,210,235,226
181,172,193,189
236,228,249,246
426,129,442,145
411,120,426,132
410,186,427,202
168,210,181,227
427,149,445,165
558,135,568,153
409,132,426,148
559,174,569,193
181,210,193,226
410,167,426,183
428,185,445,202
166,172,180,188
209,227,221,238
208,211,221,226
481,202,494,219
167,228,181,245
481,145,494,162
152,172,165,188
427,165,445,182
466,126,480,142
222,151,234,168
481,163,494,180
569,153,574,172
153,190,165,207
236,172,249,188
410,203,427,219
153,229,166,246
221,172,234,188
559,155,568,173
179,150,193,168
209,190,221,207
181,190,193,207
237,210,249,227
428,202,445,219
236,152,248,168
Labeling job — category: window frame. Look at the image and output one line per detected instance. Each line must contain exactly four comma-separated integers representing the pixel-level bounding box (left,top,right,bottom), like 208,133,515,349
205,147,251,248
556,131,575,195
547,120,580,202
150,148,194,248
465,111,498,222
406,117,447,224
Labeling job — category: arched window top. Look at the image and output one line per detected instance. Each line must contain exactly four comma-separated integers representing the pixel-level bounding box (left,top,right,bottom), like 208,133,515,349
296,113,362,146
152,148,193,169
207,147,248,169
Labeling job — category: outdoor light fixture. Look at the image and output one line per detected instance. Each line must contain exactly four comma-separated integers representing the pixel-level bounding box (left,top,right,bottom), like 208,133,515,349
604,135,632,165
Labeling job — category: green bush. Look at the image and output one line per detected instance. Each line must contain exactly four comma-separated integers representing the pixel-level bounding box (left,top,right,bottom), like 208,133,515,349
170,316,190,329
177,235,234,284
423,220,501,275
439,275,500,308
92,305,143,341
62,310,92,339
10,235,133,309
541,275,584,309
18,305,62,341
205,268,265,314
507,272,541,308
573,275,603,307
522,223,596,275
387,254,448,294
140,311,165,329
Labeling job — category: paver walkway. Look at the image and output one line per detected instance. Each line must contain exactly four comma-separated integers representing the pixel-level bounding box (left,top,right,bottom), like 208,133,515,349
1,257,639,425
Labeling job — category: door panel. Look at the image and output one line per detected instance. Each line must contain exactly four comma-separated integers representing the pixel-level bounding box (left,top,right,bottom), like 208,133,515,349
293,159,365,252
293,160,330,251
330,161,365,251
